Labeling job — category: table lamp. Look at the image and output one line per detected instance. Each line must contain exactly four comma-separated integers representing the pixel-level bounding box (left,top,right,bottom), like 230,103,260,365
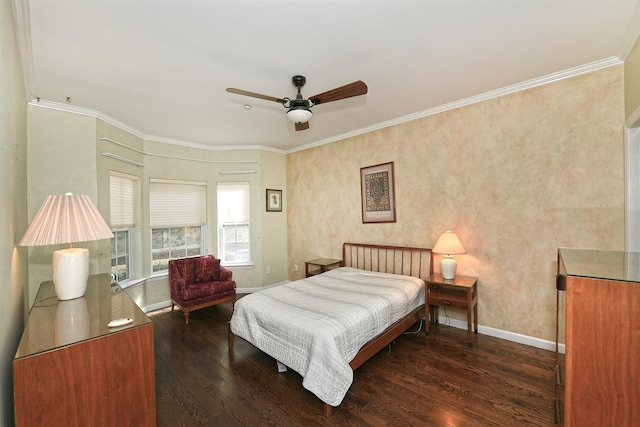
19,193,114,300
432,230,466,280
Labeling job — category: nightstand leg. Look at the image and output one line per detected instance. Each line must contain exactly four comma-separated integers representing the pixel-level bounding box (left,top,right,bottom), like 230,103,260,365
467,290,472,346
425,306,430,335
474,302,478,334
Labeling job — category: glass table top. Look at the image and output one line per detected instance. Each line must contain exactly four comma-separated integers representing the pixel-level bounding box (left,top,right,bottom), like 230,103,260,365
14,273,150,359
558,247,640,283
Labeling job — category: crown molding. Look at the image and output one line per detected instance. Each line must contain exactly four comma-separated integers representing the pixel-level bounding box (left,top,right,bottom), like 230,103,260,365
29,99,146,139
143,134,286,154
28,99,287,153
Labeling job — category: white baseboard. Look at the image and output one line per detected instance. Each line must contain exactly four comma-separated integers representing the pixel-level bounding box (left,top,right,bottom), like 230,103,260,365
141,300,172,313
433,315,565,353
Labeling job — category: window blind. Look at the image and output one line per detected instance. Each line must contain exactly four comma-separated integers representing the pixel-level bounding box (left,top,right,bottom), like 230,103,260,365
110,174,136,228
217,182,250,223
150,180,206,227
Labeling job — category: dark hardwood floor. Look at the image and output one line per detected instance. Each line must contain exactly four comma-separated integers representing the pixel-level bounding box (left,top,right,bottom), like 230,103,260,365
151,298,556,426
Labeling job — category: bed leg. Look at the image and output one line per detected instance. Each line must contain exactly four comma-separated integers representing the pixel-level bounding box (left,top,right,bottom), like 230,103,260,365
228,321,234,350
323,403,332,417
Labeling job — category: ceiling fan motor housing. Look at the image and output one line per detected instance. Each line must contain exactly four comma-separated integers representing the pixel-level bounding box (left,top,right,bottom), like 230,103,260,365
292,75,306,88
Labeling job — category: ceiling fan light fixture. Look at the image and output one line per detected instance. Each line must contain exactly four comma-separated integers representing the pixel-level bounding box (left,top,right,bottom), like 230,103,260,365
286,107,312,123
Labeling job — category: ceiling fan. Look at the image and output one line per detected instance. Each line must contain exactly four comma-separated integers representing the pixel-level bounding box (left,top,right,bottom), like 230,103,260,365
226,75,368,131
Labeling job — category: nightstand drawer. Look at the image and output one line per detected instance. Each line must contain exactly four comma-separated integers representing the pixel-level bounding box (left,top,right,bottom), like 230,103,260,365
429,297,468,311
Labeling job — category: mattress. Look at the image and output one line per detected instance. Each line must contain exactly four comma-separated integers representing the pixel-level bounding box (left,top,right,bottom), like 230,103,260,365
229,267,425,406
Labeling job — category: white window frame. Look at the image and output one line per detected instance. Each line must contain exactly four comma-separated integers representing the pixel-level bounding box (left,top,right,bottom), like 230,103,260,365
217,182,251,266
110,173,137,283
111,228,131,282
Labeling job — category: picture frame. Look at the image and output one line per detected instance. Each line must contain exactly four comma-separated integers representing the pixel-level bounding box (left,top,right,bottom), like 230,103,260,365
360,162,396,223
266,189,282,212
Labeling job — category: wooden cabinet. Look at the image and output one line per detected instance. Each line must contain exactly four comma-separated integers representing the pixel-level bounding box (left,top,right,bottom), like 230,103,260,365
556,248,640,426
13,274,156,427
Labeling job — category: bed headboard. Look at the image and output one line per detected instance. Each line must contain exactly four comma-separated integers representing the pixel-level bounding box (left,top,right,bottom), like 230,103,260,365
342,243,433,280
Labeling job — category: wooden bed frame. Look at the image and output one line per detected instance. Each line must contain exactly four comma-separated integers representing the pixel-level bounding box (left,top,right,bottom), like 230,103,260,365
228,242,433,417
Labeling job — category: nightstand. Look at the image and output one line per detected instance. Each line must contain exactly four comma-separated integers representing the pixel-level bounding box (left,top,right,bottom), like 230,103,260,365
426,273,478,346
305,258,343,277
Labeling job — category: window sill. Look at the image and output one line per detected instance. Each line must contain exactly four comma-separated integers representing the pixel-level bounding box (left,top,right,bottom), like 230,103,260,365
222,262,254,269
116,277,148,289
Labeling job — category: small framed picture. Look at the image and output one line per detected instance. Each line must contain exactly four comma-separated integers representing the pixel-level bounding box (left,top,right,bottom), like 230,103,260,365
266,189,282,212
360,162,396,223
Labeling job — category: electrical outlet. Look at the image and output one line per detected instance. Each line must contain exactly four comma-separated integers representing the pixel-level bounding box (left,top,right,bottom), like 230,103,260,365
266,266,271,274
294,264,299,272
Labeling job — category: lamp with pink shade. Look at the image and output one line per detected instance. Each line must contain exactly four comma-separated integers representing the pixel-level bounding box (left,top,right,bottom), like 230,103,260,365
19,193,114,300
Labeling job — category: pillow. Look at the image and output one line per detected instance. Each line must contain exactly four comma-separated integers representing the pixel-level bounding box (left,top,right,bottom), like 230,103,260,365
195,255,220,283
171,258,195,284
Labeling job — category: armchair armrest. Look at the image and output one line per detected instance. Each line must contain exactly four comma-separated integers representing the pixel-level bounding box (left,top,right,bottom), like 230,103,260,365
168,262,187,294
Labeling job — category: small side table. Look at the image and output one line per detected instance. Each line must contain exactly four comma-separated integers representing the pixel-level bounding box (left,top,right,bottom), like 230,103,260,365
426,273,478,346
305,258,343,277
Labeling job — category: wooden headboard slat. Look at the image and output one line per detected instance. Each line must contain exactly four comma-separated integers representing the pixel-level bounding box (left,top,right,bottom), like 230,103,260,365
342,243,433,280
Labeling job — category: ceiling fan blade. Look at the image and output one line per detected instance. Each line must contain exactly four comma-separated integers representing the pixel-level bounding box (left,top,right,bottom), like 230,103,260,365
295,121,310,131
309,80,368,105
226,88,287,105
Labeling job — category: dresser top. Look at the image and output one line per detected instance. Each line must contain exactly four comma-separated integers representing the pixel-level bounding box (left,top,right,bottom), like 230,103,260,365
558,248,640,283
14,273,151,359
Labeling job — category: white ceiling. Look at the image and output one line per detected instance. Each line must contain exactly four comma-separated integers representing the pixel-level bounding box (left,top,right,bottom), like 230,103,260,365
14,0,640,152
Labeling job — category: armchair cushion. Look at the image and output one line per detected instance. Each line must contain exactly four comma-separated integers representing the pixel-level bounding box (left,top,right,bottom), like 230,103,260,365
183,280,236,301
171,257,196,285
195,255,221,283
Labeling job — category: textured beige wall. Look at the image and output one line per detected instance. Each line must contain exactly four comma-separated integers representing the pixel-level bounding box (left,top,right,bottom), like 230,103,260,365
287,65,625,341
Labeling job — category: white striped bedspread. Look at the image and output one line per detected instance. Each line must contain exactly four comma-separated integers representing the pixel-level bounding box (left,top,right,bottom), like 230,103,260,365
229,267,425,407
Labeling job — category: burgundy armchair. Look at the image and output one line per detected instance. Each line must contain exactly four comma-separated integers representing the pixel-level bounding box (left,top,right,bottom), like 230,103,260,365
168,255,236,324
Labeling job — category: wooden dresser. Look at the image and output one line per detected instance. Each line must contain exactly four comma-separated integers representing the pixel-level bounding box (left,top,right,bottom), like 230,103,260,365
13,274,156,427
555,248,640,426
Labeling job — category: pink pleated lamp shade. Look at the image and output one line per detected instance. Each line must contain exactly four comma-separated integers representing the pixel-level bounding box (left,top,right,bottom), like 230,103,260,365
19,193,114,247
19,193,114,300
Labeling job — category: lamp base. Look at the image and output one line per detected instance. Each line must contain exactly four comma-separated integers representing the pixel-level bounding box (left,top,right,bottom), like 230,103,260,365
53,248,90,300
440,255,457,280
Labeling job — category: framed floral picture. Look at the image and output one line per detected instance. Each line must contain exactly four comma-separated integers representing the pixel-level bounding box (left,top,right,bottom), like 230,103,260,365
360,162,396,223
266,189,282,212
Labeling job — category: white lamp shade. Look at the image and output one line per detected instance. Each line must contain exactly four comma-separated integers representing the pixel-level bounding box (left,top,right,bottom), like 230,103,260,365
432,230,466,255
286,108,312,123
432,230,466,280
